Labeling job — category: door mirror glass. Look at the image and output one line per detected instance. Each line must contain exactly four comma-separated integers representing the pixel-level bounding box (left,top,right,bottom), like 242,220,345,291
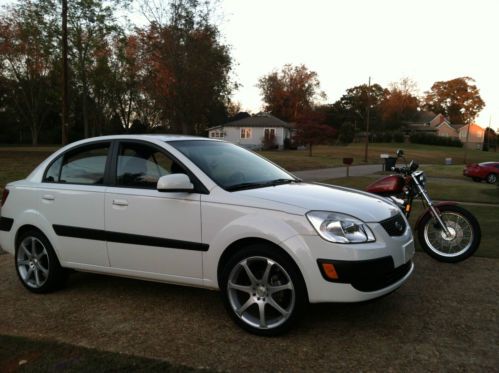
157,174,194,192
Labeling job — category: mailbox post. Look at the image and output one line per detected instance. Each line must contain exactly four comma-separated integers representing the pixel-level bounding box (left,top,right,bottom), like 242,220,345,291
343,157,353,177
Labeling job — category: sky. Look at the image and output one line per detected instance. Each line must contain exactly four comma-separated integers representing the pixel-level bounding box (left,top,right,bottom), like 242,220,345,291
217,0,499,130
1,0,498,130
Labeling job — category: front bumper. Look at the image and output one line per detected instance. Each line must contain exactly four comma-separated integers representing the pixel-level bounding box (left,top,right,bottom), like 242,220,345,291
281,220,415,303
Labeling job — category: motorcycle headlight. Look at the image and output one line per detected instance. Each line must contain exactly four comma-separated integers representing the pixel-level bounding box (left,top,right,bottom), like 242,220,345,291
306,211,376,244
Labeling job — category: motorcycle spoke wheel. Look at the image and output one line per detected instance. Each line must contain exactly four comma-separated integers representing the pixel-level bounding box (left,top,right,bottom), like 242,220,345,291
423,212,473,258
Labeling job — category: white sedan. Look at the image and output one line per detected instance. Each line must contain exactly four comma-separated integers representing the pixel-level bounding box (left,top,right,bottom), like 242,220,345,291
0,135,414,335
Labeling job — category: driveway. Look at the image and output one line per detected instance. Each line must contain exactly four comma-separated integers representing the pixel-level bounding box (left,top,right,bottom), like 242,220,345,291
293,164,383,181
0,252,497,372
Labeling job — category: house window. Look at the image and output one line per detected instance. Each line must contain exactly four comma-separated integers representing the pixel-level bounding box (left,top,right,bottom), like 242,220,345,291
210,131,225,138
240,128,252,139
264,128,276,139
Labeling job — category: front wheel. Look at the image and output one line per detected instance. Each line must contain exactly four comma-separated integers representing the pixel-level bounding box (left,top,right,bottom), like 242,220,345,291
486,173,497,184
418,205,481,263
220,244,307,336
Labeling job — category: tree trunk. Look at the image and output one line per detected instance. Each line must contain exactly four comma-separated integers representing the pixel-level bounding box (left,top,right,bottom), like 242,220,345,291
30,126,39,146
82,83,89,138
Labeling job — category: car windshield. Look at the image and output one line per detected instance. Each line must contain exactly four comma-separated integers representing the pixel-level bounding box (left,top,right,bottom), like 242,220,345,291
168,140,299,191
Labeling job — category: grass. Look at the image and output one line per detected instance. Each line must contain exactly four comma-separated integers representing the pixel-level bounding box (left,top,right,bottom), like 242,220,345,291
0,334,200,372
260,143,498,171
0,150,54,192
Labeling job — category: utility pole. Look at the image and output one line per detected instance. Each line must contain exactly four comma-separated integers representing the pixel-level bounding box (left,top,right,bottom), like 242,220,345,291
61,0,69,145
364,76,371,163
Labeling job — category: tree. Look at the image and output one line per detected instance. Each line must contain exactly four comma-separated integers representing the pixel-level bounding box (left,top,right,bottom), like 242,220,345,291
258,64,325,123
0,1,58,145
424,77,484,124
380,78,420,129
293,110,336,156
139,0,235,135
334,83,387,131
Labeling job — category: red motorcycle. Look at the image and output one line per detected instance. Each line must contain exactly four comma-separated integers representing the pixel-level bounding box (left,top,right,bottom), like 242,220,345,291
366,149,481,263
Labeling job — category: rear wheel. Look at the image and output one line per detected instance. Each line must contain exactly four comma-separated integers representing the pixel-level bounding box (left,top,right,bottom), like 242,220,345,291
15,229,67,293
220,244,306,336
418,205,481,263
486,173,497,184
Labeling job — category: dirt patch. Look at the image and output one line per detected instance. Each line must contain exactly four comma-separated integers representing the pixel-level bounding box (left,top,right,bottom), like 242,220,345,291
0,252,497,372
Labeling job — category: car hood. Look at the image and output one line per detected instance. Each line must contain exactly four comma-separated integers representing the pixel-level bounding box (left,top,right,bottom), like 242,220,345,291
237,182,399,222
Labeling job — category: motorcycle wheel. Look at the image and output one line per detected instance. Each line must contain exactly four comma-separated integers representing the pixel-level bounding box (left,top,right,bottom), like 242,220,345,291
418,205,481,263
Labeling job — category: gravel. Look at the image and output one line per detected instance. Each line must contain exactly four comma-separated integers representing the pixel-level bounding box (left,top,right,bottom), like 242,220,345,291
0,252,497,372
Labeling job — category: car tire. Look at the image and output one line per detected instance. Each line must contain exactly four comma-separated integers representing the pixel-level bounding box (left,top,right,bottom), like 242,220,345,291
486,173,497,184
220,243,307,336
15,229,68,294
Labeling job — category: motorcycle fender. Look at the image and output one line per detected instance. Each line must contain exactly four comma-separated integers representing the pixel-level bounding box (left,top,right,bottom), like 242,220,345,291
414,201,458,230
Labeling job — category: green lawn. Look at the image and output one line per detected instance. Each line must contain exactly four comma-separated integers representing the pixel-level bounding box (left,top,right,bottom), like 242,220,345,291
260,143,498,171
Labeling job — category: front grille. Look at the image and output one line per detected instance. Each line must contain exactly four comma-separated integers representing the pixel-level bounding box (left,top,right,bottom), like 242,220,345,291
351,260,412,292
317,257,413,292
380,213,407,236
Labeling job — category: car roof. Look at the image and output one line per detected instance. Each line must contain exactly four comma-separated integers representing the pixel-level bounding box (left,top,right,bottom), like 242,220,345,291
78,134,213,142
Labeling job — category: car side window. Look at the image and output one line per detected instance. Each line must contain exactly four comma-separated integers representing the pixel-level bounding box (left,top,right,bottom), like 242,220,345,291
116,142,181,189
43,143,110,184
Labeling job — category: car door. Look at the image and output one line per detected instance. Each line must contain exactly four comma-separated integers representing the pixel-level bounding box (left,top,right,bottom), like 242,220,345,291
38,141,111,267
104,140,204,284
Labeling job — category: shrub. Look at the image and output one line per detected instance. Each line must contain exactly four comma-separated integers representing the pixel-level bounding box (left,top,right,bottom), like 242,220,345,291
338,122,355,145
393,132,405,143
409,133,463,147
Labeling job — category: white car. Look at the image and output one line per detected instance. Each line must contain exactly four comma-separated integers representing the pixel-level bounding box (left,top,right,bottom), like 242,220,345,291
0,135,414,335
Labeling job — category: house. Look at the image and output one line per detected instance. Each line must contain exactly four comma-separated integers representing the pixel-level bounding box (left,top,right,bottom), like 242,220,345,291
207,112,293,149
453,123,485,149
405,112,458,138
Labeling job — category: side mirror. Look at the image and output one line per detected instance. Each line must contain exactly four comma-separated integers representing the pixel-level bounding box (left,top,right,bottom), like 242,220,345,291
396,149,404,157
157,173,194,193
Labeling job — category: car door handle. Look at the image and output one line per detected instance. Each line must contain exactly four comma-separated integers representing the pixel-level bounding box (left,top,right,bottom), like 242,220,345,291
112,199,128,206
42,194,55,201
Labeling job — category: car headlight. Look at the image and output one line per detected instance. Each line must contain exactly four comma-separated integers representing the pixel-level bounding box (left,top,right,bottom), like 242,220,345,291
306,211,376,244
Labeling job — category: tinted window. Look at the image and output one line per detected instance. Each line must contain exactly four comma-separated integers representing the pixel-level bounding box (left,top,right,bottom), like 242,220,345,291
59,144,110,185
117,142,181,188
43,156,63,183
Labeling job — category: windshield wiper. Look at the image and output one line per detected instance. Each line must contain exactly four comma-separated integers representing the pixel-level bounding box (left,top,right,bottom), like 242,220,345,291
267,178,302,186
226,178,301,192
225,182,270,191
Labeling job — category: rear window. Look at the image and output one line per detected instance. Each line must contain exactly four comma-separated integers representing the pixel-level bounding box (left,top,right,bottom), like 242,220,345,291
43,143,110,185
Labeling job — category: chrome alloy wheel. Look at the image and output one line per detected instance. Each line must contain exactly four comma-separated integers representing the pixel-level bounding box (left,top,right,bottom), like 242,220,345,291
423,212,473,258
16,236,50,288
227,256,295,330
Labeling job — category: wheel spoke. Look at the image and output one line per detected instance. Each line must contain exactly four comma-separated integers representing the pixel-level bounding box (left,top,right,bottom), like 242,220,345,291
236,297,254,316
31,237,37,256
26,266,34,280
261,259,273,284
37,263,49,275
268,297,289,317
241,261,258,285
17,259,30,266
258,302,267,328
268,282,292,294
21,244,31,258
228,281,252,294
34,268,41,286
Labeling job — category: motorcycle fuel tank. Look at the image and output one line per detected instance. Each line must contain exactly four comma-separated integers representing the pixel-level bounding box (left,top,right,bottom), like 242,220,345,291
366,175,405,195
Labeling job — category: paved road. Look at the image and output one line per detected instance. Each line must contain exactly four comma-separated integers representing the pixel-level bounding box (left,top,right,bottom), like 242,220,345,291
0,252,497,372
293,164,384,181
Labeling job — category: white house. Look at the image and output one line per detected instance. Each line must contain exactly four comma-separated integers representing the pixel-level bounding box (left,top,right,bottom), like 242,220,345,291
207,113,293,149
